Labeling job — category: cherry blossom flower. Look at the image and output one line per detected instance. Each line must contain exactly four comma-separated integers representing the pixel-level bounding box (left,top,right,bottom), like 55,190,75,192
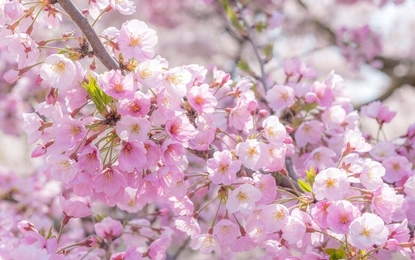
382,155,412,183
40,54,76,90
262,115,286,144
258,204,289,232
359,159,385,190
369,141,397,161
117,92,151,117
266,85,295,110
118,19,158,61
116,115,151,142
348,213,388,249
60,196,92,219
165,115,196,144
226,184,261,214
163,66,192,97
93,167,127,196
281,216,306,244
175,216,201,238
98,70,136,99
109,0,135,15
361,101,396,124
326,200,360,234
118,141,147,172
206,150,241,185
294,120,324,147
343,129,372,154
187,83,217,114
313,167,350,201
212,219,239,244
190,234,221,255
371,185,399,224
235,139,267,171
94,217,123,241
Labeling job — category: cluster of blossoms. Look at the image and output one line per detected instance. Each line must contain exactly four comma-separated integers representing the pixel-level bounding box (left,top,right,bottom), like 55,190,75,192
336,25,383,70
1,0,415,259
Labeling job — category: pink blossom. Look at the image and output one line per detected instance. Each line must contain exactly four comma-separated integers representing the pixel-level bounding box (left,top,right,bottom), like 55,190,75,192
212,219,239,244
226,184,261,214
60,196,92,219
266,85,295,110
235,139,267,171
326,200,360,234
187,83,217,114
305,147,336,172
22,113,43,144
359,159,385,190
40,54,76,90
98,70,136,99
118,141,147,172
118,19,158,61
175,216,201,238
206,150,241,185
116,115,151,142
136,58,163,88
312,167,349,201
93,167,127,196
336,25,382,70
262,115,286,144
190,234,221,255
165,115,196,144
109,0,135,15
281,216,306,244
255,174,277,204
228,103,252,131
46,154,79,184
305,81,334,107
263,143,287,172
371,185,398,224
310,200,333,229
404,175,415,200
52,115,86,151
258,204,289,232
94,217,123,241
361,101,396,124
7,33,39,69
160,139,187,167
231,235,257,252
348,213,388,249
322,105,346,129
294,120,324,147
156,89,183,119
382,155,412,183
117,92,151,117
163,66,193,97
369,141,397,161
343,129,372,154
189,129,215,151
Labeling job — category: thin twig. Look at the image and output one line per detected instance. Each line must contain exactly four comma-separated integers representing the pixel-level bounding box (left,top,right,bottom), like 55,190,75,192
56,0,119,70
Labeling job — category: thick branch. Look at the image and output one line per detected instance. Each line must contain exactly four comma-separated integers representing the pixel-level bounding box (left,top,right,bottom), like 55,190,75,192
57,0,119,71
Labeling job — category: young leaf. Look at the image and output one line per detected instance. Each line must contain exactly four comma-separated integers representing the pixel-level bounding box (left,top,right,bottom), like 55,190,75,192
81,74,113,115
297,179,312,193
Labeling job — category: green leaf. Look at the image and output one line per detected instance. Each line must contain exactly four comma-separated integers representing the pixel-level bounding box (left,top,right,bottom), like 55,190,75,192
303,102,318,112
237,59,254,76
263,44,274,61
325,246,346,260
297,179,312,193
81,74,113,115
46,226,54,239
305,166,316,186
219,0,245,33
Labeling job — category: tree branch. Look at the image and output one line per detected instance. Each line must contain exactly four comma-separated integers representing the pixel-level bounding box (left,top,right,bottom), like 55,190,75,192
56,0,119,71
